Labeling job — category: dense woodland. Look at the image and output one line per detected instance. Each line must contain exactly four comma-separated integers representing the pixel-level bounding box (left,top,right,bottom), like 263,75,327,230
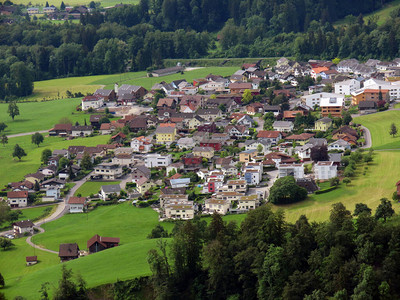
0,0,399,100
145,201,400,300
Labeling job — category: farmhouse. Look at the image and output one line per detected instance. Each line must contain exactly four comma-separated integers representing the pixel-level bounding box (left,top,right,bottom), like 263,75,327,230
7,191,28,208
59,243,80,262
81,95,104,111
87,234,120,253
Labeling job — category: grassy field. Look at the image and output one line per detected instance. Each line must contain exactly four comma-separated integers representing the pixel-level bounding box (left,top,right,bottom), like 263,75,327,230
0,99,94,135
74,181,121,197
335,0,400,26
354,110,400,150
25,67,238,101
278,151,400,223
0,134,109,189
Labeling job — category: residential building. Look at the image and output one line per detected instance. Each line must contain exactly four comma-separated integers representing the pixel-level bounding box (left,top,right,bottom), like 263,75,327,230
131,136,152,153
224,125,249,138
81,95,104,110
71,125,93,137
197,108,222,122
328,139,351,152
320,96,344,118
177,137,196,150
301,92,343,109
99,184,121,200
244,139,271,153
164,202,194,220
87,235,120,253
7,191,28,208
222,180,247,193
43,186,61,202
93,163,123,180
334,79,361,95
315,117,333,131
13,220,34,236
351,88,390,105
278,164,305,179
237,195,259,211
257,131,282,144
204,199,230,215
314,161,338,180
155,124,176,144
170,178,191,188
239,149,258,163
192,146,214,159
69,197,87,213
144,154,172,168
273,121,294,132
59,243,80,262
285,133,315,145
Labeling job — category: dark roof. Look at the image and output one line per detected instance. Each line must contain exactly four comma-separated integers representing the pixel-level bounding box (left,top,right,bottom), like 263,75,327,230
26,256,37,262
296,178,319,194
87,234,120,248
151,66,183,75
197,108,220,115
90,115,104,122
358,101,377,109
13,220,34,228
161,187,187,195
101,184,121,193
71,125,92,131
59,243,79,258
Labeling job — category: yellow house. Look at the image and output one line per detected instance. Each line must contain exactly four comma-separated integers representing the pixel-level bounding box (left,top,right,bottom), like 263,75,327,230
315,117,332,132
192,146,214,159
239,150,258,163
155,124,176,144
187,116,204,130
136,178,155,195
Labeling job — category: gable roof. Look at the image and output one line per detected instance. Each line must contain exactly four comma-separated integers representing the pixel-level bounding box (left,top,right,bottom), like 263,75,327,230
101,184,121,193
87,234,120,249
13,220,34,228
69,197,86,205
7,191,28,198
257,130,281,138
59,243,79,258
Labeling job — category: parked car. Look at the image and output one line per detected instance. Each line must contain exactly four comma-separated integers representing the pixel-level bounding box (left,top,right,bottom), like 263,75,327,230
4,234,14,239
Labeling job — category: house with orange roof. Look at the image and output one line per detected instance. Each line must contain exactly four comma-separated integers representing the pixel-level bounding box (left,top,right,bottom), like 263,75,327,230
131,136,152,153
311,67,329,79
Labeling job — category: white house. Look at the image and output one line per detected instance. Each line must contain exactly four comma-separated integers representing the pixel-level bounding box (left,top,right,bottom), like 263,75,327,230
334,79,361,95
164,202,195,220
170,178,191,188
237,195,259,211
81,96,104,111
314,161,337,180
244,139,271,153
7,191,28,208
176,137,196,150
278,164,305,179
294,144,312,161
328,139,352,152
99,184,121,201
93,163,123,180
273,121,294,132
301,92,343,108
69,197,87,213
204,199,230,215
243,162,263,185
144,154,172,168
131,136,152,153
42,186,61,202
71,126,93,137
13,220,34,236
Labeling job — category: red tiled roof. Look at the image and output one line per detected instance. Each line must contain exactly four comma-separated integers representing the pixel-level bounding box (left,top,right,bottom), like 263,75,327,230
7,191,28,198
257,131,281,138
69,197,86,204
26,256,37,262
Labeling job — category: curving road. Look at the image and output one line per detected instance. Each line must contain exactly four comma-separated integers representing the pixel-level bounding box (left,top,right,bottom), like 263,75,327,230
7,129,49,139
361,125,372,149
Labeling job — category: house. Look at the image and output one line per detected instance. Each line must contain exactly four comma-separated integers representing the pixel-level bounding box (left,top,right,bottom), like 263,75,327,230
320,96,344,118
155,124,176,144
43,186,61,202
334,79,361,95
204,178,224,193
58,165,80,180
229,82,252,93
69,197,87,213
315,117,332,131
197,108,222,122
314,161,337,180
71,125,93,137
40,165,57,177
329,153,342,166
358,101,377,111
99,184,121,201
93,88,116,101
239,149,258,163
13,220,34,236
198,122,217,133
237,115,255,127
182,155,203,170
131,136,152,153
112,153,134,166
7,191,28,208
81,95,104,111
237,195,259,211
26,256,38,266
301,92,343,109
285,133,315,145
192,146,214,159
247,102,264,115
294,144,312,161
169,178,191,188
264,105,281,117
49,123,73,137
136,177,155,194
328,139,351,152
164,202,195,220
59,243,80,262
224,125,249,138
87,234,120,253
257,131,282,144
296,178,319,194
93,163,122,180
278,164,305,179
351,88,390,105
10,180,34,191
27,7,39,14
177,137,196,150
157,98,177,109
132,165,151,181
52,149,69,159
204,199,230,215
41,178,65,189
243,165,262,185
244,139,271,153
222,179,247,193
273,121,294,132
116,84,147,103
144,154,172,168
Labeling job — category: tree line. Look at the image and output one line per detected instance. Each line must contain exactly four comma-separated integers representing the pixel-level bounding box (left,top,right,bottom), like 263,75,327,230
146,201,399,299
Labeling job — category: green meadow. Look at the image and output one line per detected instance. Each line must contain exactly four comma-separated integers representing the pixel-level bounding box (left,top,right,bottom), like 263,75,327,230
354,110,400,150
25,67,238,101
12,0,139,8
74,181,121,197
0,134,109,188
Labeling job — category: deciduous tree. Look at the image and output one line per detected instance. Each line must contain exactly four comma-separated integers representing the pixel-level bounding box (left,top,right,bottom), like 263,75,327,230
31,132,44,147
8,102,20,121
12,144,26,161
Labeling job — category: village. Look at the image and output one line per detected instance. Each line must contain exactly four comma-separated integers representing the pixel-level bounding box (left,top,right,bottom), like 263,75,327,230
4,56,400,262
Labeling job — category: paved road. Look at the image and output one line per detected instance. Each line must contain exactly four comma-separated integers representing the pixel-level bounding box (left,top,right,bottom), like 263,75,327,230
26,227,58,254
360,125,372,149
7,129,48,139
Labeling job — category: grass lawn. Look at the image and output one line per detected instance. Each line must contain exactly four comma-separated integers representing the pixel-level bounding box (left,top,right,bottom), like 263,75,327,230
354,110,400,149
0,134,109,189
74,181,121,197
277,151,400,223
24,67,238,101
334,0,400,26
12,0,139,8
0,99,94,135
0,205,56,231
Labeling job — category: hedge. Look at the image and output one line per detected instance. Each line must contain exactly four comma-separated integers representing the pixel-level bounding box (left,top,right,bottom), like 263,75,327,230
315,186,337,194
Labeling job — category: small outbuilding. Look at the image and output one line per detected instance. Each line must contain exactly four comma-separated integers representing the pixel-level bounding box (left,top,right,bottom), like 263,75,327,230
26,256,38,266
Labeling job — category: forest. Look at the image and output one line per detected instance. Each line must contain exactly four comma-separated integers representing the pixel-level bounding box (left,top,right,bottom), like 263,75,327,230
145,201,400,300
0,0,398,100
